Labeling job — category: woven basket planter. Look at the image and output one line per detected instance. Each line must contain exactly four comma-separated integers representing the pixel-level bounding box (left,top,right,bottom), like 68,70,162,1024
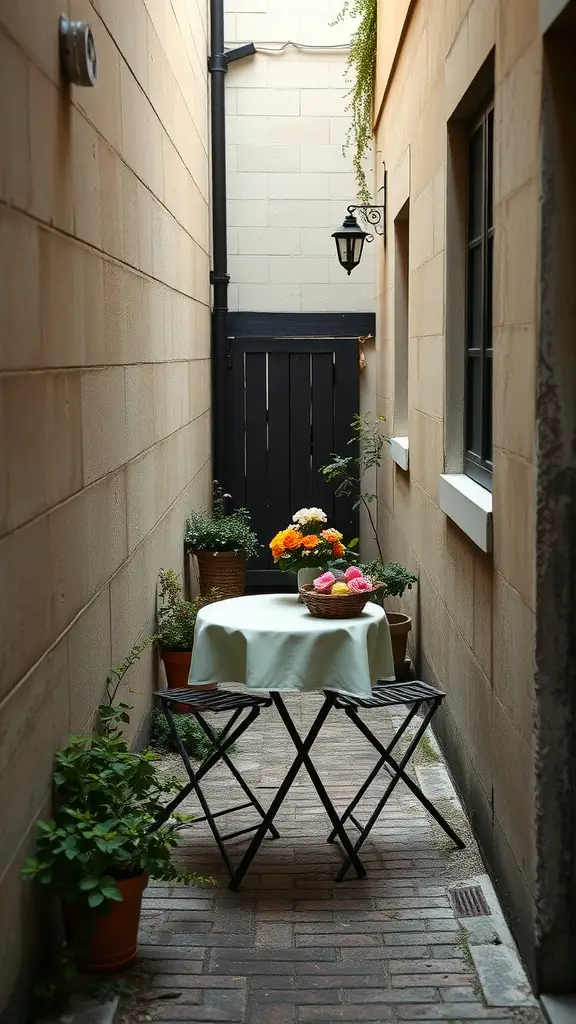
196,550,247,600
299,583,384,620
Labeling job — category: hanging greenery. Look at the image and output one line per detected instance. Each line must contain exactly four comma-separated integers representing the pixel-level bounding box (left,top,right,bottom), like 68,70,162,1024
333,0,377,204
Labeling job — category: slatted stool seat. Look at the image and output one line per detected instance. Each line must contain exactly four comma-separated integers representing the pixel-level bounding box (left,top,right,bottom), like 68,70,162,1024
324,680,466,881
151,687,278,886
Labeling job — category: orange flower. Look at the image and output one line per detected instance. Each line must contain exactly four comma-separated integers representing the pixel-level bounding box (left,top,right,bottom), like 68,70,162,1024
321,528,343,543
283,529,303,550
332,541,345,557
270,530,287,561
301,534,320,549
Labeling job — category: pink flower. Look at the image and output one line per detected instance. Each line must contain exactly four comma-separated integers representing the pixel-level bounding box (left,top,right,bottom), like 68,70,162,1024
344,566,363,581
347,576,373,594
313,571,336,593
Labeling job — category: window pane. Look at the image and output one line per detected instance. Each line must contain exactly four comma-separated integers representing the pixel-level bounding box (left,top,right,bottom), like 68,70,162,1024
486,109,494,230
468,126,483,239
485,234,493,350
467,244,483,351
466,356,483,457
352,236,364,263
485,354,492,464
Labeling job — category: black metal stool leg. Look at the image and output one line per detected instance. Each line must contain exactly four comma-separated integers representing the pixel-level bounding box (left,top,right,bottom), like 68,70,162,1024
326,701,421,843
335,700,464,882
348,704,466,850
151,703,262,829
195,711,280,840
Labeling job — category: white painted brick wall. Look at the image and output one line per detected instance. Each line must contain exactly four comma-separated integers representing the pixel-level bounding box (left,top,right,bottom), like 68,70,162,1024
224,0,375,313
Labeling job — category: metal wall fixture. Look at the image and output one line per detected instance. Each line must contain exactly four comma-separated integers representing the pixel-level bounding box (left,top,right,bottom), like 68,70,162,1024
332,173,387,275
59,15,98,86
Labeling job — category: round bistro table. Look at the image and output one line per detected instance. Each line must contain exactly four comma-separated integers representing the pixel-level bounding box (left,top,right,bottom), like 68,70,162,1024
184,592,394,887
189,592,394,697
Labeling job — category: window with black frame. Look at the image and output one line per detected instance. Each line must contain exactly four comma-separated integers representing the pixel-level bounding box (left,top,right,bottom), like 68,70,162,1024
465,101,494,489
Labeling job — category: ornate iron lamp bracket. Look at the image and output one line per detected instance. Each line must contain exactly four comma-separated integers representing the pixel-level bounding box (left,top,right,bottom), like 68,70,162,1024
346,205,385,243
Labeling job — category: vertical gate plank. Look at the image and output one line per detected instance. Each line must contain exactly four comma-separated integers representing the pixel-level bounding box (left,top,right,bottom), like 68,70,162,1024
230,350,246,508
333,342,359,541
311,352,335,525
245,352,268,568
267,350,290,549
289,352,312,518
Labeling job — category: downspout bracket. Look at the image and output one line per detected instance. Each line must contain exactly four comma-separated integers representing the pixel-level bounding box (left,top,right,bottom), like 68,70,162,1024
210,271,231,285
208,52,228,72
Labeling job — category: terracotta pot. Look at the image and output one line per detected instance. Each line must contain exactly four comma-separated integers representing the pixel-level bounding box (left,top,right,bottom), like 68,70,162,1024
196,550,246,600
160,649,216,711
64,872,148,973
386,612,412,679
161,649,193,689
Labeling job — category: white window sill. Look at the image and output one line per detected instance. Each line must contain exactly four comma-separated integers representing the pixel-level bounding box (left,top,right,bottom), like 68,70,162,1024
438,473,493,553
389,436,409,471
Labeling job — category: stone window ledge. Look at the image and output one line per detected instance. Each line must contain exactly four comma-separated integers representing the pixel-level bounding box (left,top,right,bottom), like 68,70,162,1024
389,436,409,471
438,473,493,553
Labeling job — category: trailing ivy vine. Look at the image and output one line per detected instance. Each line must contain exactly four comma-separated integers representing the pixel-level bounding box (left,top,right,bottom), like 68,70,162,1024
333,0,377,204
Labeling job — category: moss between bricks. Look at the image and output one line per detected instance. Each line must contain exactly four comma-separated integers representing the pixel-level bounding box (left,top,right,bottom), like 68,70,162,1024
416,732,442,765
455,925,486,1004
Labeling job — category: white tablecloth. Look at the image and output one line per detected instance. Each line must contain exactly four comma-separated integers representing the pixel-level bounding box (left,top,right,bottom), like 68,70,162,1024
188,593,394,697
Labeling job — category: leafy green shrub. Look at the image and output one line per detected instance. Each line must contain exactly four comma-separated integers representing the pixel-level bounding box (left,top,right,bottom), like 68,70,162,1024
185,481,260,558
362,559,418,605
22,638,213,911
149,708,234,760
156,569,220,651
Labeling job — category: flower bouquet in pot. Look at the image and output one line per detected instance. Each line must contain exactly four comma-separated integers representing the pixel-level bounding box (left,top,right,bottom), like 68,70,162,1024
269,507,357,590
185,482,260,599
22,639,214,990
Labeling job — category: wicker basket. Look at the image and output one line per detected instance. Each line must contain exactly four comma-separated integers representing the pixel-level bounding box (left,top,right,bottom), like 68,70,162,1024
299,583,383,619
196,550,247,600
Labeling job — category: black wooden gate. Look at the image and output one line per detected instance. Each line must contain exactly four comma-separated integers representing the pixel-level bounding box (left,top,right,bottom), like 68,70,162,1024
224,313,374,588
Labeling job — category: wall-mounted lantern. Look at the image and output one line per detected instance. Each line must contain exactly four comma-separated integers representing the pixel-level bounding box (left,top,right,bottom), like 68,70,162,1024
332,172,387,274
331,212,369,276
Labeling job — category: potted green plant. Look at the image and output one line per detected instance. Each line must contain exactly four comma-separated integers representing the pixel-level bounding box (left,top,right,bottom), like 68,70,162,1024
22,638,213,978
185,481,260,599
156,569,219,694
362,559,418,676
321,414,418,678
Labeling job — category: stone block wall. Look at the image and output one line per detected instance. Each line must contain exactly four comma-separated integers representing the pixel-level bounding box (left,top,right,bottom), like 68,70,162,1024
224,0,376,313
374,0,541,983
0,0,211,1014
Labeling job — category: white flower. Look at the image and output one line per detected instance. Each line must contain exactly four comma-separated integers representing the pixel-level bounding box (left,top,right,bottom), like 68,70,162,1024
292,507,327,525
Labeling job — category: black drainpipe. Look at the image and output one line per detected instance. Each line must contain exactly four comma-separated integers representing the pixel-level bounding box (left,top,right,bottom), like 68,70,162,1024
208,0,255,486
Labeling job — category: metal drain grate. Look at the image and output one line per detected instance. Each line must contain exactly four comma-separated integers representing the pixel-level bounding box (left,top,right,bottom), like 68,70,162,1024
449,884,492,918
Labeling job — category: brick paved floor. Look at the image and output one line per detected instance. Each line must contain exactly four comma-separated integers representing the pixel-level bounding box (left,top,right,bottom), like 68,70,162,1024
125,694,541,1024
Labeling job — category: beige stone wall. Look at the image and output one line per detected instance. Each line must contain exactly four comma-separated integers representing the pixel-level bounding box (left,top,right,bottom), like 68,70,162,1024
374,0,540,974
0,0,211,1011
224,0,375,314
